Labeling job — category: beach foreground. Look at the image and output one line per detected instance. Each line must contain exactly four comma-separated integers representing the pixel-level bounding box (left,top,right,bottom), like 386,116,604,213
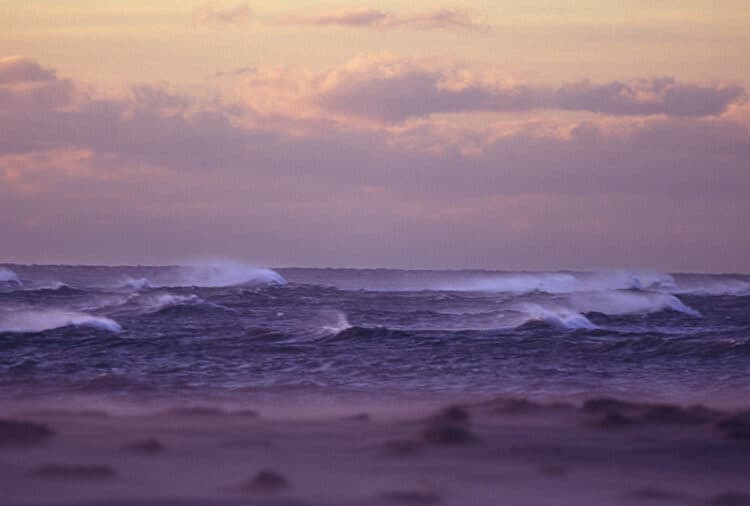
2,397,749,506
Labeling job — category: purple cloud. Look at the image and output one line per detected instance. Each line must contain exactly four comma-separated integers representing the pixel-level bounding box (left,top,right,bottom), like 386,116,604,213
302,8,486,31
554,78,745,117
1,58,749,270
318,67,744,122
0,56,57,83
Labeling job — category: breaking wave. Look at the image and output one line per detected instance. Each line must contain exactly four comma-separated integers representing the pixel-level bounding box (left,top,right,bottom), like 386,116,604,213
344,270,679,294
515,304,597,330
672,278,750,296
434,271,678,294
568,291,701,317
0,308,122,334
144,293,226,313
164,262,286,288
118,277,152,291
0,267,22,286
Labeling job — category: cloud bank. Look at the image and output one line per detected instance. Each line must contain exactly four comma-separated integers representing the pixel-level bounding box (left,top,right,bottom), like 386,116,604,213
227,57,744,125
1,56,749,271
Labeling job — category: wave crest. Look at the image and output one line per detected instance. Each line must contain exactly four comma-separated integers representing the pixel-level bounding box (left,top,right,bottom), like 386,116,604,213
569,291,701,317
437,271,676,294
119,277,153,291
0,267,22,286
0,308,122,334
172,262,286,288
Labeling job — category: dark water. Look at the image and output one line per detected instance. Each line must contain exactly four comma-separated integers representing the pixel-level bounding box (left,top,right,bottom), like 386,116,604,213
1,263,749,408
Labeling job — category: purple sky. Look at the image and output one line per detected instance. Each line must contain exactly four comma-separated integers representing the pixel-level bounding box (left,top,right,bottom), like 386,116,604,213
2,3,750,272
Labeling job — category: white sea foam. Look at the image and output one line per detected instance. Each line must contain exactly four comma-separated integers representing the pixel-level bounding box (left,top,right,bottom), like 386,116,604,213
320,311,352,335
446,271,677,294
119,277,153,291
0,308,122,333
296,311,353,341
171,261,286,288
31,281,73,291
516,304,597,330
673,278,750,296
147,293,212,312
0,267,22,286
568,291,701,317
358,270,677,294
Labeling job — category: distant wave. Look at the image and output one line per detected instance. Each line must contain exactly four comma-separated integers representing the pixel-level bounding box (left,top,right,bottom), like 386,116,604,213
21,281,81,293
173,262,286,288
118,277,153,291
672,278,750,296
145,293,228,313
0,308,122,334
348,271,678,294
0,267,22,286
436,271,677,294
114,262,287,289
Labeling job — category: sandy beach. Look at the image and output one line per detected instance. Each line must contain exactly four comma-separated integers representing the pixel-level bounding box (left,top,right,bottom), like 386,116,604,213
2,396,749,506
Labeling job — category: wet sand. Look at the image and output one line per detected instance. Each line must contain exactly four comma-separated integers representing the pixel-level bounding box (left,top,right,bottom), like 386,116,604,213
1,398,749,506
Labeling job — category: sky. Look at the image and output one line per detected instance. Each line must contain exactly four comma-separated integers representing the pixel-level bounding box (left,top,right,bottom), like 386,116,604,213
1,1,749,271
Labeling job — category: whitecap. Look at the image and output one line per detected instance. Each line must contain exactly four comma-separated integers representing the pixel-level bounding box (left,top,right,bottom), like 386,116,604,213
0,267,22,286
0,308,122,333
568,291,701,317
357,270,677,294
166,261,286,288
118,277,153,291
516,303,597,330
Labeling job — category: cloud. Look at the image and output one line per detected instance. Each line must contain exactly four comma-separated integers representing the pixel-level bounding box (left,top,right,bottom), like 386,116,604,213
130,85,193,111
1,57,749,270
554,78,745,117
232,57,744,124
0,56,58,83
303,8,487,31
194,2,251,27
0,56,78,113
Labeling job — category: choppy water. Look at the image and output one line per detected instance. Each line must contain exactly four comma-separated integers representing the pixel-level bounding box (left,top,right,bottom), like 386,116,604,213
1,263,749,408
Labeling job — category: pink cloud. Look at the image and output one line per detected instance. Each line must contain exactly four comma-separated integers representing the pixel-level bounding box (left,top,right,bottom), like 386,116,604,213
229,57,744,125
1,57,749,270
0,56,58,83
305,8,486,31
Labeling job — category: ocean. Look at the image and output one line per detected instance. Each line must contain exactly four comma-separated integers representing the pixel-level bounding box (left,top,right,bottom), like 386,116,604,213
2,263,749,411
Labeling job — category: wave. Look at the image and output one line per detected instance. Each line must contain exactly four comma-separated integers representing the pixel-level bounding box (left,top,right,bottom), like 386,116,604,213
162,261,286,288
672,278,750,296
319,311,353,336
349,271,677,294
515,304,597,330
447,271,678,294
22,281,81,293
145,293,227,313
118,277,153,291
0,267,22,286
311,292,699,337
0,308,122,334
568,291,701,317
